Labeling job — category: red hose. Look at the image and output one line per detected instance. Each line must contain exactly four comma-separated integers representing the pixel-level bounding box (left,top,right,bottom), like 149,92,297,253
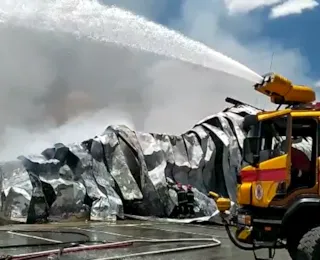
10,241,133,260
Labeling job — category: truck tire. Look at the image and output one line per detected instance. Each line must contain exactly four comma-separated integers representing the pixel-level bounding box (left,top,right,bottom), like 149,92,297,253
296,227,320,260
287,237,299,259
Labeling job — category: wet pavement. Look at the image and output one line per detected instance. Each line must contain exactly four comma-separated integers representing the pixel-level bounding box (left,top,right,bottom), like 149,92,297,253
0,220,291,260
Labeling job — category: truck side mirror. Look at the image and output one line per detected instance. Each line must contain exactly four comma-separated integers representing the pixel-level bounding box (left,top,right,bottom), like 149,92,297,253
243,137,260,167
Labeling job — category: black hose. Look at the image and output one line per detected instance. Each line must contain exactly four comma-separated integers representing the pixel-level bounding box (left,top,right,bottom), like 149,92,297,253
222,221,257,251
223,220,285,251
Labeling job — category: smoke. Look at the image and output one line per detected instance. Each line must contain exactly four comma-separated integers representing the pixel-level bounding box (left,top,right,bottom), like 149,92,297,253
0,0,272,160
0,24,149,159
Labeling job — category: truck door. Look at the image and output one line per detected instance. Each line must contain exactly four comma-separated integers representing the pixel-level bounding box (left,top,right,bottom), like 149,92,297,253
244,110,292,207
270,115,319,207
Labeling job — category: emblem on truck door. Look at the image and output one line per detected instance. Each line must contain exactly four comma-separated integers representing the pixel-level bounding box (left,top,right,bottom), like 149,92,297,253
255,184,263,200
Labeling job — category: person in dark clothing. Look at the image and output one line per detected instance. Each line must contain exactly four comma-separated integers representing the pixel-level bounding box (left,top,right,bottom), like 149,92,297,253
176,183,188,219
167,180,179,218
186,184,195,218
289,146,312,190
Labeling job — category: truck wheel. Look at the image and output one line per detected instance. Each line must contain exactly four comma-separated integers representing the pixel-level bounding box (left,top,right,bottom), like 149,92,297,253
296,227,320,260
287,237,299,259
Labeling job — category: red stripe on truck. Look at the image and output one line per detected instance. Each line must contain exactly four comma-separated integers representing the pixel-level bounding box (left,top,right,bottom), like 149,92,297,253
241,168,287,182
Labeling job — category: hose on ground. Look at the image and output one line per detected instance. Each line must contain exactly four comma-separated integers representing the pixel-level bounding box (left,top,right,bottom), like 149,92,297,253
5,241,133,260
6,237,221,260
123,238,219,243
0,240,110,249
126,210,252,251
92,237,221,260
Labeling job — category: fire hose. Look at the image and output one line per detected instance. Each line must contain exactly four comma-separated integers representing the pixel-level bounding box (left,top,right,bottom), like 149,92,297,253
219,212,285,251
92,238,221,260
206,191,285,252
0,230,221,260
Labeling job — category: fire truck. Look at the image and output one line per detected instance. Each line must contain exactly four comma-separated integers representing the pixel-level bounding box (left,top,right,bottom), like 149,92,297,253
210,73,320,260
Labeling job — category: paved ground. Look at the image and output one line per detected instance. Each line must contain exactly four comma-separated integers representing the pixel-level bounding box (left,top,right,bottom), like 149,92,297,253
0,220,291,260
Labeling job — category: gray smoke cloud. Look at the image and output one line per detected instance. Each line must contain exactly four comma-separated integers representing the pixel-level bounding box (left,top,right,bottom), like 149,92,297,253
0,0,313,160
0,25,151,159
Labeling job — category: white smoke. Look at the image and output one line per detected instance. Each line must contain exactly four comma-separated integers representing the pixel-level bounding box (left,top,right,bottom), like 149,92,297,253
0,0,311,160
0,108,135,160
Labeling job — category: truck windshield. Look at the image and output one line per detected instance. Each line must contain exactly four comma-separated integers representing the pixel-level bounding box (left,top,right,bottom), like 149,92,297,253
244,116,315,165
245,123,287,164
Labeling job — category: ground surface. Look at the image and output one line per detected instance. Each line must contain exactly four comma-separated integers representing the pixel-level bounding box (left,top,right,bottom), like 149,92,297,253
0,220,291,260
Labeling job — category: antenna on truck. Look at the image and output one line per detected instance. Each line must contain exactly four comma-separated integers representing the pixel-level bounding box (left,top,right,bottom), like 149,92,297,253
269,52,275,71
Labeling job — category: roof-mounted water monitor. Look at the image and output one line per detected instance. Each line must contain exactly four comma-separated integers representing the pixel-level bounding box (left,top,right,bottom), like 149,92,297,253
254,72,315,106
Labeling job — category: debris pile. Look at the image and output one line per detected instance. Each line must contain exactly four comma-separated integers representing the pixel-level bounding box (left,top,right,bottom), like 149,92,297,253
0,104,259,224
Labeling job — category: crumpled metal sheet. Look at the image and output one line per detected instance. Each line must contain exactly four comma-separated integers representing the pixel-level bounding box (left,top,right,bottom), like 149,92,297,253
22,153,89,222
88,139,124,218
110,125,166,217
17,155,51,223
222,112,246,151
108,125,146,188
166,177,179,207
136,132,176,216
153,134,175,181
0,160,33,223
202,123,230,199
224,111,248,132
182,132,206,193
217,114,242,202
89,138,115,188
191,186,217,217
96,129,143,201
225,104,260,117
189,126,216,195
68,143,124,220
195,106,257,202
169,135,190,185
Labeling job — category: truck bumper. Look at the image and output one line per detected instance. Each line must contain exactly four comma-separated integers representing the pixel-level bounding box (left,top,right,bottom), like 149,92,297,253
233,208,283,248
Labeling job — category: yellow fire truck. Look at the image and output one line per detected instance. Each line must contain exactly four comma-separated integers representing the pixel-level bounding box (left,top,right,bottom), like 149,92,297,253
210,73,320,260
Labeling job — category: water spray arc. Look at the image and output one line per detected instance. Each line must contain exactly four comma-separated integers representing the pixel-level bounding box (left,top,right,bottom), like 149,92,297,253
0,0,262,83
0,0,265,160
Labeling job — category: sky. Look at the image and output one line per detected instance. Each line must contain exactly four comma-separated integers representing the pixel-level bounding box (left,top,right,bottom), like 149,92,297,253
0,0,319,159
101,0,319,84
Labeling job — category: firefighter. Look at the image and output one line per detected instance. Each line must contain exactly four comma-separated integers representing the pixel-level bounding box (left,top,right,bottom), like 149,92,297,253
186,184,195,218
176,183,188,219
167,179,180,218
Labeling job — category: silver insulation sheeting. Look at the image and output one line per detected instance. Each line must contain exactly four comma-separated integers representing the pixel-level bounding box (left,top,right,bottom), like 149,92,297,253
0,104,311,224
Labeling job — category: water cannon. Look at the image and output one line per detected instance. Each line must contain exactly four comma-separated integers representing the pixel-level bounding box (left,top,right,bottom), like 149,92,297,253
254,73,315,106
